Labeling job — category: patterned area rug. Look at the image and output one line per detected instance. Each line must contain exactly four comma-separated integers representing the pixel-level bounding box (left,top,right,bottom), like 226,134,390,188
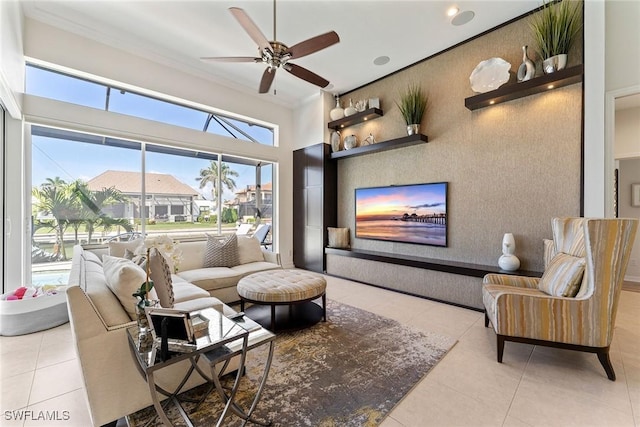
127,300,456,427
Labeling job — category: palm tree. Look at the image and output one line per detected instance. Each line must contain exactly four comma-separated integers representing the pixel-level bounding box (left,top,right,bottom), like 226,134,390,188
196,162,239,213
72,182,131,243
32,182,76,260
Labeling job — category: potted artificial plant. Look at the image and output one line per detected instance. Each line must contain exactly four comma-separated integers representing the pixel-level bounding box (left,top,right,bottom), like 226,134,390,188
396,84,428,136
530,0,582,74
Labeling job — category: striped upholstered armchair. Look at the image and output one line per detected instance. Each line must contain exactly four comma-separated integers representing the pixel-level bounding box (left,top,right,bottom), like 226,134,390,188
482,217,638,381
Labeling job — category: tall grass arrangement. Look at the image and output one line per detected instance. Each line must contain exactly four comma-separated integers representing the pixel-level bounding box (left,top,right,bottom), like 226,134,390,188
530,0,582,60
396,84,428,125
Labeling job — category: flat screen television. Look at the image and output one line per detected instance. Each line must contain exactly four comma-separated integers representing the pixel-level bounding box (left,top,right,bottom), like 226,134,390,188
355,182,448,247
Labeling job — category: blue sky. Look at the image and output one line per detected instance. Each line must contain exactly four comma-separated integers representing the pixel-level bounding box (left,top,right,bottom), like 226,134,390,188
28,66,273,201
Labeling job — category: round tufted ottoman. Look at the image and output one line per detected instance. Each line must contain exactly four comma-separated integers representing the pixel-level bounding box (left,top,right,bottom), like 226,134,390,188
238,269,327,331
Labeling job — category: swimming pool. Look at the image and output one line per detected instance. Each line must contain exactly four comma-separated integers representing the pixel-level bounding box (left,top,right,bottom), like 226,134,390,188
31,270,70,286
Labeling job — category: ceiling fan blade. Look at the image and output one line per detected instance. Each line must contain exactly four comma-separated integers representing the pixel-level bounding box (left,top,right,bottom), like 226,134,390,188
288,31,340,59
200,56,260,63
229,7,271,53
284,63,330,88
259,67,276,94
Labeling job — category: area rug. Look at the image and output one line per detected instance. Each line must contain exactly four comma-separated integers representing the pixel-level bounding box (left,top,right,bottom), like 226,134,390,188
127,300,456,427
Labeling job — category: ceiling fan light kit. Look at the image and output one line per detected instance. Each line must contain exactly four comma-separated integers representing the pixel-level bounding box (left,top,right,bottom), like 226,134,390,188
202,2,339,94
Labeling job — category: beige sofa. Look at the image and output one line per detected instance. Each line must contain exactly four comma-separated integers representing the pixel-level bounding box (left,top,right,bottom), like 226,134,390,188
66,237,281,426
174,237,281,303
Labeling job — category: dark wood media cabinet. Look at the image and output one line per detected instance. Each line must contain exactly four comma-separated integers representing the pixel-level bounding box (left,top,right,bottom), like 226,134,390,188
325,248,542,278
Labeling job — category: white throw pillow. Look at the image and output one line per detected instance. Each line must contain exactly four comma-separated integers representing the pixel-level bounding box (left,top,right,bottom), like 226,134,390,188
237,235,265,265
108,238,143,258
538,253,586,297
103,255,157,320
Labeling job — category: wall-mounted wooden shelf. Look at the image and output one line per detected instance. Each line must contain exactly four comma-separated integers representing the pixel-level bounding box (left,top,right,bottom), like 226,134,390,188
330,133,428,160
328,108,383,130
464,64,583,111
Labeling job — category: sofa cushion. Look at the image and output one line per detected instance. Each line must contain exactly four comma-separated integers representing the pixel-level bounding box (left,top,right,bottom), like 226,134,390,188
204,234,239,268
83,250,103,266
147,248,175,308
103,255,157,320
538,253,586,297
237,235,265,265
108,238,143,258
177,268,242,292
173,297,225,312
172,281,210,303
231,261,281,277
83,264,132,327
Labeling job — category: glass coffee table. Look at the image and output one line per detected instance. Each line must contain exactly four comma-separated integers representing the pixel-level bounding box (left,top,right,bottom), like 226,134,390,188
126,308,275,427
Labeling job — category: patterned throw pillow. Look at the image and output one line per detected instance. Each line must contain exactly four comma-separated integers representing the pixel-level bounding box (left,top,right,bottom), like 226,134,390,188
328,227,350,249
147,248,175,308
538,253,586,297
204,234,239,268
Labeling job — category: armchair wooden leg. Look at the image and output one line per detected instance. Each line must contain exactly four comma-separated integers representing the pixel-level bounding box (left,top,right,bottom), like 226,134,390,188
497,335,505,363
484,311,489,327
597,347,616,381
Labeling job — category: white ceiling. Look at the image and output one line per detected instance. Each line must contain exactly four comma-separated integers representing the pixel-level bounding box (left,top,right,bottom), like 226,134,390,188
22,0,543,107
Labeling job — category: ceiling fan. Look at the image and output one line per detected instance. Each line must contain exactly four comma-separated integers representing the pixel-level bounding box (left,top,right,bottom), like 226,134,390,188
201,1,339,94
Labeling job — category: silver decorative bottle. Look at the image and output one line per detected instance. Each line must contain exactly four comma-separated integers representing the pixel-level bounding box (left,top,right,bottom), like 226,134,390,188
517,45,535,82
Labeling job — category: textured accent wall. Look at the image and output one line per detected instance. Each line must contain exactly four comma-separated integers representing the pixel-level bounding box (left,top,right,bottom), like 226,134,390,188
329,7,584,272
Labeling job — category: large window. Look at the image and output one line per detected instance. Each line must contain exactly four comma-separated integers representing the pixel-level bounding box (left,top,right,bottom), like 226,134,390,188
26,64,275,145
31,126,274,285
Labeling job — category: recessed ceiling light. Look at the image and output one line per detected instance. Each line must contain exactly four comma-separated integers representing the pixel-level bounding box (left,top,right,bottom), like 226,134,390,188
373,56,390,66
451,10,475,26
447,6,459,17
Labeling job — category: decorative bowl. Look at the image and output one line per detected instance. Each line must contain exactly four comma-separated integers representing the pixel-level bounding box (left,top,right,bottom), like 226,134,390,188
469,58,511,93
344,134,358,150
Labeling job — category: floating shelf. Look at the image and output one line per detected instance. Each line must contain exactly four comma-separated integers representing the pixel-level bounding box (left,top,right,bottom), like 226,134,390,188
327,108,383,130
464,64,583,111
330,133,428,160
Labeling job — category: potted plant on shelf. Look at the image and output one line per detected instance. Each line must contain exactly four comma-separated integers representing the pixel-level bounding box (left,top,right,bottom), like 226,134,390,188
530,0,582,74
396,84,428,136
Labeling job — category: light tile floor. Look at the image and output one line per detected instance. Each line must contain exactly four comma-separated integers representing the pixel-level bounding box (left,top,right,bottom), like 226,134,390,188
1,275,639,426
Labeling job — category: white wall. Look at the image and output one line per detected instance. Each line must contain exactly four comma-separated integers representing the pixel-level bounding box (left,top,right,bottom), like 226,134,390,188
606,0,640,92
618,158,640,282
615,107,640,159
0,0,24,118
0,1,25,289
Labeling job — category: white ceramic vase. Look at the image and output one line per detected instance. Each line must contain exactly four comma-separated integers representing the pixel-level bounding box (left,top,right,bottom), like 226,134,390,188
542,54,567,74
498,233,520,271
344,99,357,117
330,96,344,121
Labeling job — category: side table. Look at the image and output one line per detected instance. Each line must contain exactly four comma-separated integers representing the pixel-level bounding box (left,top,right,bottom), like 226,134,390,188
201,316,275,427
127,307,249,427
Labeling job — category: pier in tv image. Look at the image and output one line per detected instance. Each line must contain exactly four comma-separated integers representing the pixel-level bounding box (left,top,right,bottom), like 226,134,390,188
355,182,448,247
